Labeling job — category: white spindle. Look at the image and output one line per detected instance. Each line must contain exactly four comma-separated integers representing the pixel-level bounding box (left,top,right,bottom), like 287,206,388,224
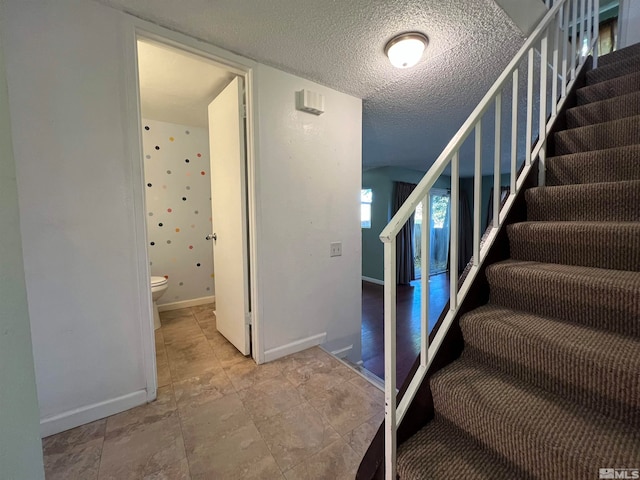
450,153,459,310
539,31,549,186
593,0,600,68
494,93,501,228
526,48,534,165
552,12,560,116
587,0,593,50
420,196,430,367
473,123,481,267
571,0,578,79
562,1,569,97
511,70,518,195
581,0,587,56
384,240,397,480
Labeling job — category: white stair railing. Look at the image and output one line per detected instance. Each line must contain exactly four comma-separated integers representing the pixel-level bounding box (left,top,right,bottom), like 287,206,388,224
381,1,600,477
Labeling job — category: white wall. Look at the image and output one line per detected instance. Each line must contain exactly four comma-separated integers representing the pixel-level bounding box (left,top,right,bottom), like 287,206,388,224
619,0,640,48
2,0,363,438
142,118,215,305
256,65,363,363
2,0,150,436
0,12,45,478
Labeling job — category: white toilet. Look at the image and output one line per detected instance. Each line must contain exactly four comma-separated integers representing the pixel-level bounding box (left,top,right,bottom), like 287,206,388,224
151,276,169,330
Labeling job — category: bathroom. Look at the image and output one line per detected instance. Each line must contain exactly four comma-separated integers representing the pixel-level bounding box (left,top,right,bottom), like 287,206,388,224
138,39,237,328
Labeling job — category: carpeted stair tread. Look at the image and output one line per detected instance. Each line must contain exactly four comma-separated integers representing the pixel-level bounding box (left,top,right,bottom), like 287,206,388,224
485,259,640,337
397,416,527,480
577,70,640,105
545,145,640,185
507,221,640,271
461,304,640,427
430,356,640,479
554,115,640,154
586,54,640,85
598,42,640,67
566,91,640,128
525,180,640,222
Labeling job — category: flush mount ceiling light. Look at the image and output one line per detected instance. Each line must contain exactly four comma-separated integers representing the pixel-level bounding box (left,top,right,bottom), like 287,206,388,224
385,32,429,69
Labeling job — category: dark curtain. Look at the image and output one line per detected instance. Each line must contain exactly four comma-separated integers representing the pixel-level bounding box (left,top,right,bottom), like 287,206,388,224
458,190,473,274
393,182,416,285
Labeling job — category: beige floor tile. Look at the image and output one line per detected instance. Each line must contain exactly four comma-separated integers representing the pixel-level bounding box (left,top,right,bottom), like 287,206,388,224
173,368,235,406
179,392,283,478
283,438,361,480
165,337,220,382
157,362,172,388
161,318,204,346
159,308,194,324
306,378,384,435
98,415,185,480
350,374,384,404
188,424,283,479
255,402,341,472
43,419,106,480
238,374,305,422
223,356,283,391
195,316,218,340
142,458,191,480
343,411,384,457
155,330,165,351
210,338,249,368
278,347,357,394
105,386,176,436
191,303,215,317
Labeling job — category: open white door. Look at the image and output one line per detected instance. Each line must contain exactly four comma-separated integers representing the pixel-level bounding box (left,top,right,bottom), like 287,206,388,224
208,77,251,355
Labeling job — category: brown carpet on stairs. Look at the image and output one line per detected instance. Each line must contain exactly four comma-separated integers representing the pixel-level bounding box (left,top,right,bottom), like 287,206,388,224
397,43,640,479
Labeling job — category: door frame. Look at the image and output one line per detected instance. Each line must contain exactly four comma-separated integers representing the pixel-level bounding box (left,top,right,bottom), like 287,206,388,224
121,15,263,402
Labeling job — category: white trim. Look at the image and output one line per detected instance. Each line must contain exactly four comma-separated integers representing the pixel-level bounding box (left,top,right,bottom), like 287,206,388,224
121,15,157,403
40,389,147,438
263,332,327,363
121,16,263,393
362,276,384,285
158,296,216,312
330,344,353,359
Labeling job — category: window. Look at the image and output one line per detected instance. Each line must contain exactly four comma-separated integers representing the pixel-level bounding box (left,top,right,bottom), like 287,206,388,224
361,189,372,228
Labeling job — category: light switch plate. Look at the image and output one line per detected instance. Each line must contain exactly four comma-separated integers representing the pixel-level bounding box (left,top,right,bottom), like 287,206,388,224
330,242,342,257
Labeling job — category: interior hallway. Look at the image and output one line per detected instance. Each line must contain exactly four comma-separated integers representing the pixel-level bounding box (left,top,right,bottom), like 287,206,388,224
42,305,383,479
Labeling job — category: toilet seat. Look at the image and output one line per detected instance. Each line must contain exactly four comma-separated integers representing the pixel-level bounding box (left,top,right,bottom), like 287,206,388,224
150,276,168,287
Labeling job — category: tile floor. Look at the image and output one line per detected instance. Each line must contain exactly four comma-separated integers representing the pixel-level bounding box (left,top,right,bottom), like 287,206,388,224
42,304,384,479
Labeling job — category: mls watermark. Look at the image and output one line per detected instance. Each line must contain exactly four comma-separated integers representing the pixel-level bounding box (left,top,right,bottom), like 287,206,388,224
599,468,640,479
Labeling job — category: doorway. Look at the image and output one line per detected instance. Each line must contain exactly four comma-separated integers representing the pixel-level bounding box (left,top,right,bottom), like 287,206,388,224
134,35,257,375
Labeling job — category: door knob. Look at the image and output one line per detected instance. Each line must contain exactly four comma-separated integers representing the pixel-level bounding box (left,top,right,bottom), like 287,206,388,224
206,233,217,241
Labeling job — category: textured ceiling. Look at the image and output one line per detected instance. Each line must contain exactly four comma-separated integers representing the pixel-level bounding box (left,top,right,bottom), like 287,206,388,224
137,39,235,127
97,0,530,175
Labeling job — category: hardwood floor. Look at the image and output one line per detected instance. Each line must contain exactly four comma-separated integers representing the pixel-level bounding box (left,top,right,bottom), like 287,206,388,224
361,273,450,384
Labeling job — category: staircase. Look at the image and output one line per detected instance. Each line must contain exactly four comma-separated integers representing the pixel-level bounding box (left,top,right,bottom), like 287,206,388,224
396,44,640,479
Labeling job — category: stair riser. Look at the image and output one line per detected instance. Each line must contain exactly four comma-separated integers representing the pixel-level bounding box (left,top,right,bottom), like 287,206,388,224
586,56,640,85
461,312,640,428
577,71,640,105
554,117,640,154
566,92,640,129
431,359,640,480
508,224,640,271
525,182,640,222
598,43,640,67
545,146,640,186
486,267,640,337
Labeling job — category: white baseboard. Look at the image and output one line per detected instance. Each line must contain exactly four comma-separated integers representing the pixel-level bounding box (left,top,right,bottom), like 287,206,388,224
362,276,384,286
158,295,215,312
330,344,353,359
263,332,327,363
40,389,148,438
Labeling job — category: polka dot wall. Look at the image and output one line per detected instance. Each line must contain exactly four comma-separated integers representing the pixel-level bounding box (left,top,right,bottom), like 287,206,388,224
143,119,214,305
